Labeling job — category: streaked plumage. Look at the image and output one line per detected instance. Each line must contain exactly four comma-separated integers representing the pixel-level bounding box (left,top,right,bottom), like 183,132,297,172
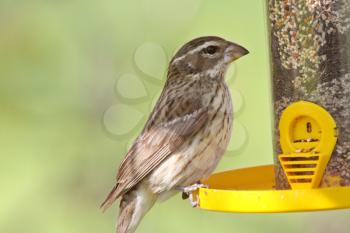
101,36,249,233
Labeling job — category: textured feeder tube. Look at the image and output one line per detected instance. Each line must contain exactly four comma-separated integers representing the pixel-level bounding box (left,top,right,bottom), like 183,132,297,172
268,0,350,189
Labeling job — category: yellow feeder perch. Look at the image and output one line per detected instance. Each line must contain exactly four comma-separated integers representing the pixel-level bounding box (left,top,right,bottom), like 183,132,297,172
193,101,350,213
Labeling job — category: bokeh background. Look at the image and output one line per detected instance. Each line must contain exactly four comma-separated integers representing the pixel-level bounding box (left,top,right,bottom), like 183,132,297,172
1,0,350,233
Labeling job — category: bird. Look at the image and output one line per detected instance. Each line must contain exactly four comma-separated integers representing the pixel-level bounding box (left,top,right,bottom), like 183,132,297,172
101,36,249,233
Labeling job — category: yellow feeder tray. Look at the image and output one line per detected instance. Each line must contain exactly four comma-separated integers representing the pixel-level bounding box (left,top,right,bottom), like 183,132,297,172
193,101,350,213
194,165,350,213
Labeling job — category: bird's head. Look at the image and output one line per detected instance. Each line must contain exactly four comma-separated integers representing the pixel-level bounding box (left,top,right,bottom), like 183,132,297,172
169,36,249,79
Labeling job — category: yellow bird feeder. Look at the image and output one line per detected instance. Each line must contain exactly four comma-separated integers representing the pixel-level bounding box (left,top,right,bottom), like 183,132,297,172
192,101,350,213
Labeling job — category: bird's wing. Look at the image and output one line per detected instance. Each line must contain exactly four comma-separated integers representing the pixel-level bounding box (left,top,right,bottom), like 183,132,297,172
101,107,208,211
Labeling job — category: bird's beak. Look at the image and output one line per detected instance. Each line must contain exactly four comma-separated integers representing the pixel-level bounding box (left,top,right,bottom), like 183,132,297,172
224,42,249,63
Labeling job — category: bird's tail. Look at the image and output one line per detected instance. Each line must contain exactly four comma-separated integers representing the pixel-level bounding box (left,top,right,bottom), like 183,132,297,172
117,185,157,233
100,184,119,212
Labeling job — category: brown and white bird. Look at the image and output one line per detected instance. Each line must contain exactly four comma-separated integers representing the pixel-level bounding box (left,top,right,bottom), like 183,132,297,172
101,36,249,233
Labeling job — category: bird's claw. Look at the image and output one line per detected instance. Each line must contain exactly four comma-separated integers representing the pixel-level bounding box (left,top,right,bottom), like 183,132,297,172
177,183,208,207
183,183,208,193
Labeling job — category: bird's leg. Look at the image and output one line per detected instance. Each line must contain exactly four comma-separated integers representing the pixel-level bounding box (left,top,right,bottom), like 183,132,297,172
176,182,208,207
182,183,208,193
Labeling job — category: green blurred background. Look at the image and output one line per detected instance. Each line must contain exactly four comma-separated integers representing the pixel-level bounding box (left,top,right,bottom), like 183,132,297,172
1,0,349,232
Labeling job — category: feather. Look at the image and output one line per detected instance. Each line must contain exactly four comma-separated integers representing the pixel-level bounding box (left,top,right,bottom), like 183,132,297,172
101,104,208,210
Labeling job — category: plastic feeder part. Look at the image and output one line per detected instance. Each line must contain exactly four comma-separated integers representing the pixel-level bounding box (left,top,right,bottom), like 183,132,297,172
194,165,350,213
278,101,338,189
193,101,350,213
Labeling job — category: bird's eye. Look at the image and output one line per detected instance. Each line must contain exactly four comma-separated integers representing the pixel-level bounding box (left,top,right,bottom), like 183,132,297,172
203,45,219,55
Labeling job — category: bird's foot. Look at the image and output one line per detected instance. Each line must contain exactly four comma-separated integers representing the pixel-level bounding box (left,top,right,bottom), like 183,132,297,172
182,183,208,193
176,183,208,207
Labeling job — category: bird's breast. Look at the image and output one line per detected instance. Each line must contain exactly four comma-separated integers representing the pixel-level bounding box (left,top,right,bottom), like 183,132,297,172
148,82,233,194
